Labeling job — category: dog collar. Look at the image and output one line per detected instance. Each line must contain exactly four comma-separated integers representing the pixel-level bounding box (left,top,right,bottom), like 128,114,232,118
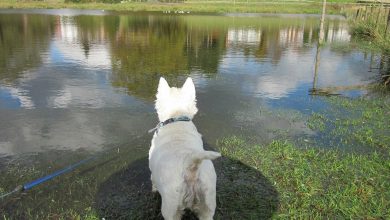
148,116,191,134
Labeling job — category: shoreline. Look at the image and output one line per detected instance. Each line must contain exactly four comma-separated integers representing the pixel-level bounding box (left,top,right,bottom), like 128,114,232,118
0,8,348,19
0,1,355,15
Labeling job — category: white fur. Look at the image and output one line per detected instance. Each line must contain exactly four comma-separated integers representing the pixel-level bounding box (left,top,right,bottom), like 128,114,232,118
149,77,221,220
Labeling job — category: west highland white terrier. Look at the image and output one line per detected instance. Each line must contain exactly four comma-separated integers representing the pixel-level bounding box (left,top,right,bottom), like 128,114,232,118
149,77,221,220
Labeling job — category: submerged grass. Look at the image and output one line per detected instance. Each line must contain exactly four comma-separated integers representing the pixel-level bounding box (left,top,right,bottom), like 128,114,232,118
307,94,390,151
216,94,390,218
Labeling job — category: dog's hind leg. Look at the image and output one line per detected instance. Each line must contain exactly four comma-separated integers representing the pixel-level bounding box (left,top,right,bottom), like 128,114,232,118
197,206,214,220
197,211,214,220
150,174,157,192
161,195,182,220
196,188,216,220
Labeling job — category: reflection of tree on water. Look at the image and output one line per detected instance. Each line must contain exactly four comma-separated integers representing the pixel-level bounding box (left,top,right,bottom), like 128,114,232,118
186,29,226,74
63,14,352,100
0,22,3,44
227,21,345,66
108,15,226,100
255,29,284,64
109,16,188,100
71,15,113,59
0,14,55,82
82,38,90,58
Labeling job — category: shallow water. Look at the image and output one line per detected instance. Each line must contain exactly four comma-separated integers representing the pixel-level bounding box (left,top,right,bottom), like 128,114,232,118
0,9,386,217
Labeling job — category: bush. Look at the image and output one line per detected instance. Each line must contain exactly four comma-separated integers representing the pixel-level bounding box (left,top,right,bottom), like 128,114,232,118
350,22,380,40
65,0,122,3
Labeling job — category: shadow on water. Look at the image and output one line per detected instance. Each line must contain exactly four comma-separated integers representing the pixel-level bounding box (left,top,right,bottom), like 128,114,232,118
95,143,279,220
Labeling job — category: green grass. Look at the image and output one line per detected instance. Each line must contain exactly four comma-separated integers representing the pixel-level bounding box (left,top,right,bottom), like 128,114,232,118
307,112,326,131
218,136,390,219
0,0,352,14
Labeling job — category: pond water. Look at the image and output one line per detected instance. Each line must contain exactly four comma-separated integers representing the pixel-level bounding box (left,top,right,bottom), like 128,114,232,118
0,9,386,217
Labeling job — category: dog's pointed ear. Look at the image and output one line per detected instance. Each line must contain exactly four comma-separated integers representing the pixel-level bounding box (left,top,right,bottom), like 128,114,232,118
182,77,196,99
157,77,170,98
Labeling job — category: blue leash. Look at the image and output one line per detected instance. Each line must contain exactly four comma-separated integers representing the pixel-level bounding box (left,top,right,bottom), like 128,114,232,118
23,156,96,190
0,155,97,200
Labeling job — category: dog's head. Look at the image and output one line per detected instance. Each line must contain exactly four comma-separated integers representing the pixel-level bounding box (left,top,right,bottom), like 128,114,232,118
155,77,198,122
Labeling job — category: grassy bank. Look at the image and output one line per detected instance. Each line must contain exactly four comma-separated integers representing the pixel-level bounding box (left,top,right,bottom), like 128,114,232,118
0,0,350,14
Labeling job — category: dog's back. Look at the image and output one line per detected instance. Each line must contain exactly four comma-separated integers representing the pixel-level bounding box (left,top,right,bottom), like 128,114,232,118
150,121,219,220
149,77,220,220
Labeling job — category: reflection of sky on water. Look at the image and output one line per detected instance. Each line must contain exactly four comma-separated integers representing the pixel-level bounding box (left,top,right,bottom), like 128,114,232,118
0,15,136,110
0,86,34,109
220,46,374,99
50,16,111,68
0,65,137,109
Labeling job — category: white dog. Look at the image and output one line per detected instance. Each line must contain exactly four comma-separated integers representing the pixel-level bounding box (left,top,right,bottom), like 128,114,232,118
149,77,221,220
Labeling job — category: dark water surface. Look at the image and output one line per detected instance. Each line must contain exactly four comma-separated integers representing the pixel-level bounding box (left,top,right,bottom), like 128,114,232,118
0,9,385,218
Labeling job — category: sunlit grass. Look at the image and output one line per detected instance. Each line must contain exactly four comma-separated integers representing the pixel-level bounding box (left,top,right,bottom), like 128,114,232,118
218,136,390,218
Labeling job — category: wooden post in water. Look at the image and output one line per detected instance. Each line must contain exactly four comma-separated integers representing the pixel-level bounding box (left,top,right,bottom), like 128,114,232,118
312,0,327,95
312,43,321,93
319,0,326,44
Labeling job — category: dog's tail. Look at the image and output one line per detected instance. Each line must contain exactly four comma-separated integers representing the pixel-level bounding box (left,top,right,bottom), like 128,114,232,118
183,150,221,208
191,151,221,166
